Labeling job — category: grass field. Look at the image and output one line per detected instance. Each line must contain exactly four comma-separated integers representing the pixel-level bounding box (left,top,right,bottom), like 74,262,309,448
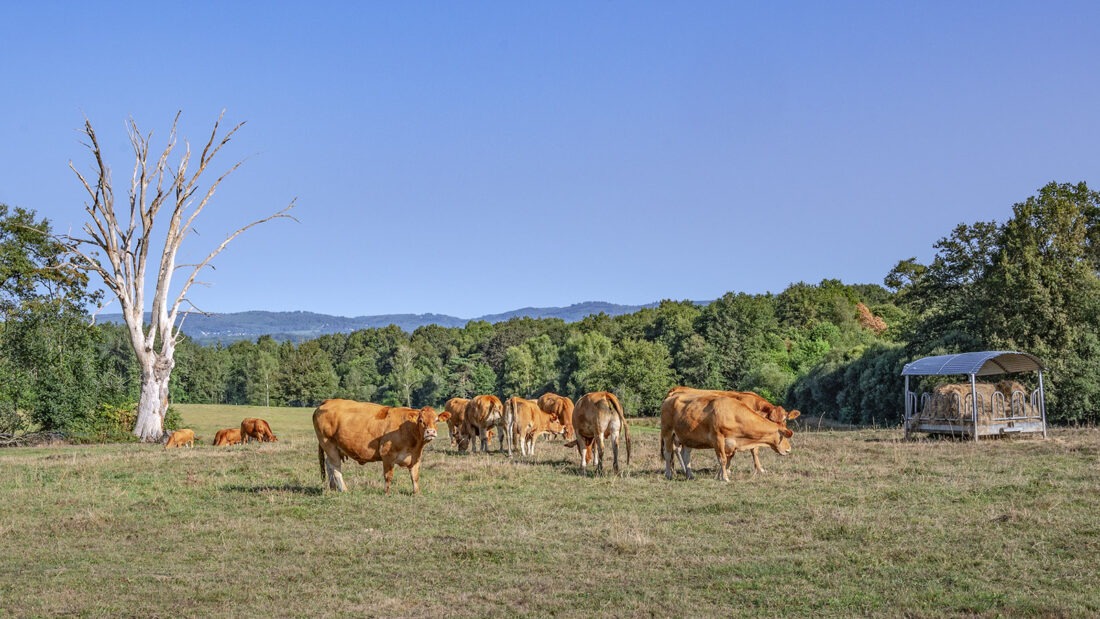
1,404,1098,618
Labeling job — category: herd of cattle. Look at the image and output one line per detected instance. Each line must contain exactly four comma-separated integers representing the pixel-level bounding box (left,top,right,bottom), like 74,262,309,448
163,387,800,494
164,417,278,449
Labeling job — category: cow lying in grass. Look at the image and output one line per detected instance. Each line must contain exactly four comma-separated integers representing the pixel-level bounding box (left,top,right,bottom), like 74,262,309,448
213,428,242,446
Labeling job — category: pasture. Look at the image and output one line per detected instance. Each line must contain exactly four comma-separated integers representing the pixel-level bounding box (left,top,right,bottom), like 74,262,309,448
1,404,1098,617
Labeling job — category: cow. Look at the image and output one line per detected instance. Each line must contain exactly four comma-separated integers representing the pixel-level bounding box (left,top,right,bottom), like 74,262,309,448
537,392,575,440
570,391,631,475
212,428,243,446
505,396,565,457
664,387,800,474
240,418,278,443
444,397,471,450
164,428,195,449
661,393,793,482
463,394,509,455
312,398,451,494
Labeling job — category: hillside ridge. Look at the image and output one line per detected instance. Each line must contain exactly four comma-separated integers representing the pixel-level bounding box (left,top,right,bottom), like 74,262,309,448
98,300,673,344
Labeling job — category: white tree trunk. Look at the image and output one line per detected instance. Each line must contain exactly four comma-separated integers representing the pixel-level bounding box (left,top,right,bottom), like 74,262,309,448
132,354,174,442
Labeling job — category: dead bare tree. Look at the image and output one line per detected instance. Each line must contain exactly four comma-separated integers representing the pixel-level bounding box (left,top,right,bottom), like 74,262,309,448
64,111,295,441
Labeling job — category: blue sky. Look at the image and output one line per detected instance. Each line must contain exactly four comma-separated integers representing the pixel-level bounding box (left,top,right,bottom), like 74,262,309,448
2,2,1098,318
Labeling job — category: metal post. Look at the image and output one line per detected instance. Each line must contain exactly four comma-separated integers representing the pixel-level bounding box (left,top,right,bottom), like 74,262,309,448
970,373,979,442
1038,370,1048,439
904,375,911,440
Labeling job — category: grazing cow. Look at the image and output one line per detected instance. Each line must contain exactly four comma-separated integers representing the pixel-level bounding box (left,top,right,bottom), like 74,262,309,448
164,429,195,449
661,393,793,482
664,387,800,474
313,398,451,494
240,418,278,443
463,394,508,455
505,397,565,457
537,392,575,440
212,428,243,446
444,397,471,450
570,391,631,475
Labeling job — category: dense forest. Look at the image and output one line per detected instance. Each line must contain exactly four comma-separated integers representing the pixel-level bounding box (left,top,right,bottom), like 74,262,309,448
3,182,1099,440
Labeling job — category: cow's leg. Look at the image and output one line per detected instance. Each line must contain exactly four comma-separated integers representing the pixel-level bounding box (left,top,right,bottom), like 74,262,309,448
321,445,347,492
750,447,766,474
409,461,421,495
714,443,729,482
593,434,606,475
382,460,395,495
610,432,620,474
679,446,694,479
575,437,588,475
497,423,507,455
662,432,676,480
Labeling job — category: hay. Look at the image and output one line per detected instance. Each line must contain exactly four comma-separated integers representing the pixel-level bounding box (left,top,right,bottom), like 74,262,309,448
915,381,1036,424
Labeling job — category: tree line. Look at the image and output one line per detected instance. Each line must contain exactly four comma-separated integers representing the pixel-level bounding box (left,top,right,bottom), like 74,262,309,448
3,181,1099,440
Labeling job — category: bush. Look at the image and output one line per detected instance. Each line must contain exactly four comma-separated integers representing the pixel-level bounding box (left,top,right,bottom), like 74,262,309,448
66,403,138,444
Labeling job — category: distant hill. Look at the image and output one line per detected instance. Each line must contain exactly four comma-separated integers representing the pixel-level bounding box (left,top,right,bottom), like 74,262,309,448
98,301,666,345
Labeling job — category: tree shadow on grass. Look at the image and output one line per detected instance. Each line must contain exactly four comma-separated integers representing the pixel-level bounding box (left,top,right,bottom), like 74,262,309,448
221,484,323,496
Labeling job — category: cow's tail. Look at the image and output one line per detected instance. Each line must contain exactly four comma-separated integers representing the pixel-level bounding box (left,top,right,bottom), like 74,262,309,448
317,444,327,483
608,394,631,467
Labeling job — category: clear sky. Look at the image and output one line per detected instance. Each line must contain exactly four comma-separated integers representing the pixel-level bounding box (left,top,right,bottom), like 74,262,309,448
2,2,1098,319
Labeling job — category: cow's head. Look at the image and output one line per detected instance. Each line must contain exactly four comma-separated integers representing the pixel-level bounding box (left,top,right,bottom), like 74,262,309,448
772,427,794,456
416,407,447,443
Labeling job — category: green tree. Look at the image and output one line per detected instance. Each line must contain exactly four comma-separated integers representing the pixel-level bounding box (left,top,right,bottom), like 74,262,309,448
0,205,105,433
602,338,675,416
275,340,338,407
696,292,780,389
980,182,1100,422
558,331,613,398
384,344,421,406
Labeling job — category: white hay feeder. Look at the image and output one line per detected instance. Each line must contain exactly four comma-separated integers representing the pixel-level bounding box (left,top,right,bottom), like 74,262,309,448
902,351,1048,441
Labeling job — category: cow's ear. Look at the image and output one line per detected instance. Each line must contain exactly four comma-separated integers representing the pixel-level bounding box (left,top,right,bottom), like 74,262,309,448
780,427,794,438
406,410,419,422
786,409,801,420
438,411,452,422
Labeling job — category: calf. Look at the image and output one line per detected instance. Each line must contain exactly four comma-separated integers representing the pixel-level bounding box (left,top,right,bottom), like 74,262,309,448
505,396,565,457
164,429,195,449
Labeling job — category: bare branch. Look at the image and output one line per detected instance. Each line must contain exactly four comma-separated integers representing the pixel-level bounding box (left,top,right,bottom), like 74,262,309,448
168,200,297,323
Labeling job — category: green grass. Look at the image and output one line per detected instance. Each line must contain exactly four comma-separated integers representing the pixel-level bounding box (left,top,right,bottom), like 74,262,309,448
1,404,1098,617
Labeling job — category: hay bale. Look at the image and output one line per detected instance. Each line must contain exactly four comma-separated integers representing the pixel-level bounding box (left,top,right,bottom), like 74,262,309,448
916,379,1039,425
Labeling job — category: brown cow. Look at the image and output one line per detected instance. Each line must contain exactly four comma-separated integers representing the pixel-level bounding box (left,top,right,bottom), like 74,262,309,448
444,397,471,450
212,428,243,446
661,393,793,482
313,398,451,494
570,392,631,475
463,394,508,455
164,428,195,449
537,392,575,440
505,397,565,457
664,387,800,474
241,418,278,443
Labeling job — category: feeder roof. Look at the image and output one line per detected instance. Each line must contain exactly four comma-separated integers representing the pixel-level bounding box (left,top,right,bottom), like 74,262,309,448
901,351,1045,377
